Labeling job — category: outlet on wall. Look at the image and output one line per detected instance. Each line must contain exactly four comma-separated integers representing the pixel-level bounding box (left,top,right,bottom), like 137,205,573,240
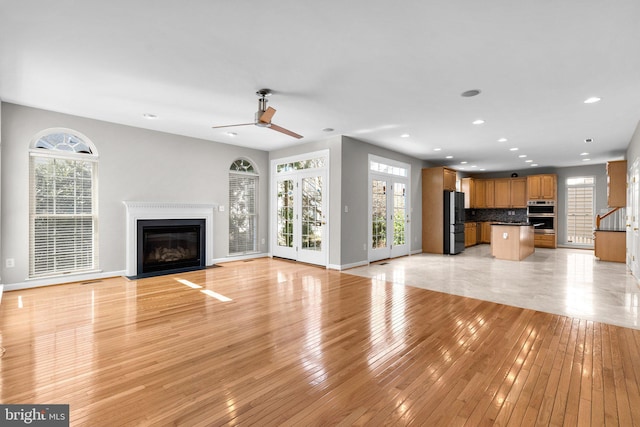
6,258,15,268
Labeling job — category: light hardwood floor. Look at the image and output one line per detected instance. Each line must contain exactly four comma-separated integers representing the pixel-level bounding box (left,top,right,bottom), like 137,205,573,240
1,257,640,426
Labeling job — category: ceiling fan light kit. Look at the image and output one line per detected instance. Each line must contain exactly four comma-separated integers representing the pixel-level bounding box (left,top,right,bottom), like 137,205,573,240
212,89,303,139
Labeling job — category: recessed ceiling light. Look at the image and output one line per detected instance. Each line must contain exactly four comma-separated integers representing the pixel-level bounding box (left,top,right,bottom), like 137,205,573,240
143,113,158,119
580,152,589,156
510,147,519,151
471,165,478,168
584,97,601,104
531,163,539,167
400,133,410,138
498,138,507,142
460,161,468,164
434,148,442,151
480,168,486,171
461,89,481,97
583,158,591,161
472,119,485,125
518,154,527,158
226,132,237,137
525,160,533,163
446,155,453,159
322,128,334,132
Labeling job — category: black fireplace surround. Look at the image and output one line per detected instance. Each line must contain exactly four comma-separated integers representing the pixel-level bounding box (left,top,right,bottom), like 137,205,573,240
135,219,206,278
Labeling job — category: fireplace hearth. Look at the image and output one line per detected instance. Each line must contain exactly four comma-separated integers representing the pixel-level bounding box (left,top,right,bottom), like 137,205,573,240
135,219,206,278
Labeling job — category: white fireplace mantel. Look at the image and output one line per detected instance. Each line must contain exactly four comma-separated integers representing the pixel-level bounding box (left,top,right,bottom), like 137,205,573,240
123,201,216,277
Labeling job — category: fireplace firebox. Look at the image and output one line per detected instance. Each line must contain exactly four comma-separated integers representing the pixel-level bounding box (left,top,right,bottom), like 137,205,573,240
136,219,206,278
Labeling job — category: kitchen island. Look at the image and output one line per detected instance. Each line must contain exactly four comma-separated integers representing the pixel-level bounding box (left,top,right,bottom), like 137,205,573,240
491,223,535,261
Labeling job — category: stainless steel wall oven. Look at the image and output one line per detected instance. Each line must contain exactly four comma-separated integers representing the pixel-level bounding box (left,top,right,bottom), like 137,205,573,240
527,200,556,234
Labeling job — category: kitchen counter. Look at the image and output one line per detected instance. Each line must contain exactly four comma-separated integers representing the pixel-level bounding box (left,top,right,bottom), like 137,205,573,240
491,223,535,261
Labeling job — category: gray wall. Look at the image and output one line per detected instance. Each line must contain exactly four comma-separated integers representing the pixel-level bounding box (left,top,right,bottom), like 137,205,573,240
340,136,428,266
1,103,269,286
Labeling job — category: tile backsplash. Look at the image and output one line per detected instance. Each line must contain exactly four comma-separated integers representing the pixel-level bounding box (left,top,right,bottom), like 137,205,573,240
464,208,528,223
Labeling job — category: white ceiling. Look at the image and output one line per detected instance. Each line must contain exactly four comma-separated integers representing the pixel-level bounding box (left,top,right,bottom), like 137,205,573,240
1,0,639,172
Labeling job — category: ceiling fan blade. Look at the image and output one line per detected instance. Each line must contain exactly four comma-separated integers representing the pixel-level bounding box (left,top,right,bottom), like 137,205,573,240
211,123,255,129
269,123,303,139
259,107,276,124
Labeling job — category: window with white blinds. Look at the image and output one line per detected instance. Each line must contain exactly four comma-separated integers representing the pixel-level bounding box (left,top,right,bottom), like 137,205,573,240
29,131,98,277
566,176,595,246
229,160,258,255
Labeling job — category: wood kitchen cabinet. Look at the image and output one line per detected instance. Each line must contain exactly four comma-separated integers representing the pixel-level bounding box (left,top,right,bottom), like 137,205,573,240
485,180,495,208
534,233,557,248
480,221,492,243
443,168,457,191
607,160,627,208
474,179,486,208
594,230,625,262
494,179,511,208
510,178,527,208
527,174,557,200
461,177,474,208
465,222,477,247
422,166,458,254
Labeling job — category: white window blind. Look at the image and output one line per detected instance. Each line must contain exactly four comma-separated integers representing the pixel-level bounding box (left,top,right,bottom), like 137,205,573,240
29,132,98,277
566,177,595,246
229,172,258,255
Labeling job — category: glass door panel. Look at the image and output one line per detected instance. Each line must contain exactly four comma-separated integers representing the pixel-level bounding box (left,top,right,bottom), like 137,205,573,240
298,174,326,265
390,181,409,258
372,179,387,249
273,178,297,260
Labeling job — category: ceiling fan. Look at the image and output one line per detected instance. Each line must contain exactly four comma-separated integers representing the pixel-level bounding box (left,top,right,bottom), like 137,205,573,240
212,89,303,139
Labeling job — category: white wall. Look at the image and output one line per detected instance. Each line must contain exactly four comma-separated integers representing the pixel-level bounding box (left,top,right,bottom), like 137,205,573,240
0,103,269,287
627,121,640,167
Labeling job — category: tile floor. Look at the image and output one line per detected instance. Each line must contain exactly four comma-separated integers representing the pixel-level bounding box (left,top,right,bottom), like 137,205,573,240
344,245,640,330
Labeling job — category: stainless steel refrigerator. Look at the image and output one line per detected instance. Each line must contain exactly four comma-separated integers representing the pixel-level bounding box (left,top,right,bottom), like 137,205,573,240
444,190,465,254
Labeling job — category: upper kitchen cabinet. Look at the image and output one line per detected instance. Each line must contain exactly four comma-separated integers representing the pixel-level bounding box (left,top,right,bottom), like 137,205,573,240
510,177,527,208
475,179,486,208
527,174,557,200
607,160,627,208
494,179,511,208
443,167,457,191
494,177,527,208
461,177,475,209
484,180,495,208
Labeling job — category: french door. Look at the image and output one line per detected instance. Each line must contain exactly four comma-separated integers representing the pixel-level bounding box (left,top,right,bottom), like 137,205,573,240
272,154,328,266
369,175,410,262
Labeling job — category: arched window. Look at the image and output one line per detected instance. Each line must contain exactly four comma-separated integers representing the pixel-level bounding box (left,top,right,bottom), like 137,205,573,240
29,129,99,277
229,159,258,255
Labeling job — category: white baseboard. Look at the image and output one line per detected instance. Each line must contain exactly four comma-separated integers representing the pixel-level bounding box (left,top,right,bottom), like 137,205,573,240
213,253,269,264
3,270,126,291
328,260,369,271
0,284,3,304
410,249,423,255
